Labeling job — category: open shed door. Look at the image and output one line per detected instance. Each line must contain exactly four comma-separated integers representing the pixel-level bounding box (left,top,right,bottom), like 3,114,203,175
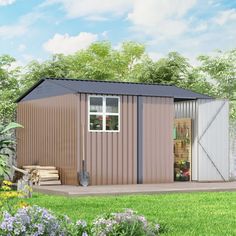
198,99,229,181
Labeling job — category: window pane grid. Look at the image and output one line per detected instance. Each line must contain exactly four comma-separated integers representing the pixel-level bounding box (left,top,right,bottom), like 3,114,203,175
105,112,119,115
89,112,103,115
88,96,120,132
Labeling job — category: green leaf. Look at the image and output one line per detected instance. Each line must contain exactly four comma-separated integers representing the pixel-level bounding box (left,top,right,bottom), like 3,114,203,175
1,122,23,134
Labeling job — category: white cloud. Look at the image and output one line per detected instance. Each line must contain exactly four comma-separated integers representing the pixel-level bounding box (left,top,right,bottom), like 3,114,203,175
0,0,15,6
0,12,42,38
148,52,164,61
42,0,132,20
214,9,236,25
0,25,27,38
149,20,236,66
22,54,34,62
43,32,98,55
101,31,108,39
127,0,197,39
18,44,26,52
194,22,208,32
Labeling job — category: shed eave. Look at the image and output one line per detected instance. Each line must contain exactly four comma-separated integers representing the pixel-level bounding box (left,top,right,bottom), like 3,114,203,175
15,78,45,103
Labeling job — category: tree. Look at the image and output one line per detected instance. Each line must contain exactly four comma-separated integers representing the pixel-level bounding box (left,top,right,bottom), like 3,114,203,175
197,49,236,119
22,54,71,91
23,41,146,86
135,52,214,98
137,52,191,85
0,55,21,123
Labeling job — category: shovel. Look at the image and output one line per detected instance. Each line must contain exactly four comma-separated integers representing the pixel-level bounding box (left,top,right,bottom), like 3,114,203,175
79,124,89,187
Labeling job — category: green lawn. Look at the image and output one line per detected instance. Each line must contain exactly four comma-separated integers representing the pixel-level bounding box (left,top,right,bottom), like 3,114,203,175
25,191,236,236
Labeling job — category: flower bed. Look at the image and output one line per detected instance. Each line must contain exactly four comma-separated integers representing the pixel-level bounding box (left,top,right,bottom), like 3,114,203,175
0,180,161,235
0,206,161,236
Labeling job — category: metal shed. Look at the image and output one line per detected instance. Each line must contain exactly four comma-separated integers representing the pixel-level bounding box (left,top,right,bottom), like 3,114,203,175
16,78,229,185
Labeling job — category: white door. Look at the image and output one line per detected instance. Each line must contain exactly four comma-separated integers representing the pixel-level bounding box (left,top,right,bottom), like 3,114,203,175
198,99,229,181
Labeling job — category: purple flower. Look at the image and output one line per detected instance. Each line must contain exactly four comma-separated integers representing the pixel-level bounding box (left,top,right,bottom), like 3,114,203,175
76,219,87,228
0,205,68,235
155,223,160,231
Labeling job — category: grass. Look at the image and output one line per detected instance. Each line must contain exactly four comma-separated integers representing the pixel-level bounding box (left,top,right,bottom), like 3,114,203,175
23,191,236,236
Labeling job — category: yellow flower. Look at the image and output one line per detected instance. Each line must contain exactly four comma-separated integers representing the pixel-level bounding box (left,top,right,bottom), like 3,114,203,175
1,186,11,191
3,180,13,186
0,191,20,200
18,201,29,208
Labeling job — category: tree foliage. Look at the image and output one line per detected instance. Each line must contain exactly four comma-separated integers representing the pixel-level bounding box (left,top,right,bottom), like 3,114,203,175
0,55,21,122
0,41,235,122
197,49,236,118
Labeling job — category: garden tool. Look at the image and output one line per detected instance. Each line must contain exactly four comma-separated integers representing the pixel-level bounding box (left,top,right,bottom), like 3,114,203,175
79,124,90,187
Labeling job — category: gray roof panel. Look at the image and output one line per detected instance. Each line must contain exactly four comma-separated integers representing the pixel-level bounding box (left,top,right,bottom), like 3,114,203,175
16,78,213,102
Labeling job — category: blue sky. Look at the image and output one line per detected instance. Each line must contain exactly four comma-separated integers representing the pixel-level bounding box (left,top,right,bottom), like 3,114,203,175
0,0,236,65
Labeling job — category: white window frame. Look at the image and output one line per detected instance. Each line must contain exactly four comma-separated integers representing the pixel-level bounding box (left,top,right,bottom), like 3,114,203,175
88,95,120,132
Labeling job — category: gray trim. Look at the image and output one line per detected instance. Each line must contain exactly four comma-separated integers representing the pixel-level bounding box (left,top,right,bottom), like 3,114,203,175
137,96,143,184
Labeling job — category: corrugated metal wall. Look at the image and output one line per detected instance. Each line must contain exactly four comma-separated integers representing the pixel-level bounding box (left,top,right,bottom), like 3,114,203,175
142,97,174,183
17,93,137,185
17,94,78,185
174,101,198,180
198,99,229,181
78,94,137,185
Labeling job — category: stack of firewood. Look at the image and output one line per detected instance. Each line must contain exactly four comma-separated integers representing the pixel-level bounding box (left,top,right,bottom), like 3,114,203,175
22,166,61,186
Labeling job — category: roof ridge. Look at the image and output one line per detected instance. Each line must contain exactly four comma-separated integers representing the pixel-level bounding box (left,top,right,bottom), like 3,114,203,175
45,77,174,87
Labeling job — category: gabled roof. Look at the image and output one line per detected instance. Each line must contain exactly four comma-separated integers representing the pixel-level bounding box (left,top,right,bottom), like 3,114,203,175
16,78,213,102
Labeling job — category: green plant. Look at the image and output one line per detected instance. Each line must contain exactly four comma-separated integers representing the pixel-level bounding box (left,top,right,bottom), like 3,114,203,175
0,205,71,235
91,209,160,236
0,157,9,181
0,122,23,180
0,180,24,214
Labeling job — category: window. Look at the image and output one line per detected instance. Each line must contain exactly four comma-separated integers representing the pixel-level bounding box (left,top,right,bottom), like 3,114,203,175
89,96,120,132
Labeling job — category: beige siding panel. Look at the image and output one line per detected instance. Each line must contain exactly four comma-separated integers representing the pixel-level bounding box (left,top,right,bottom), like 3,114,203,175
132,96,137,184
117,96,123,185
96,133,102,185
17,93,138,185
112,133,118,184
143,96,174,183
16,94,78,185
102,133,107,185
78,94,138,185
122,96,128,184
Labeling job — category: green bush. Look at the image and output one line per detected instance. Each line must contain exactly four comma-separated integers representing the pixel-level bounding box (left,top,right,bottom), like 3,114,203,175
0,122,23,181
